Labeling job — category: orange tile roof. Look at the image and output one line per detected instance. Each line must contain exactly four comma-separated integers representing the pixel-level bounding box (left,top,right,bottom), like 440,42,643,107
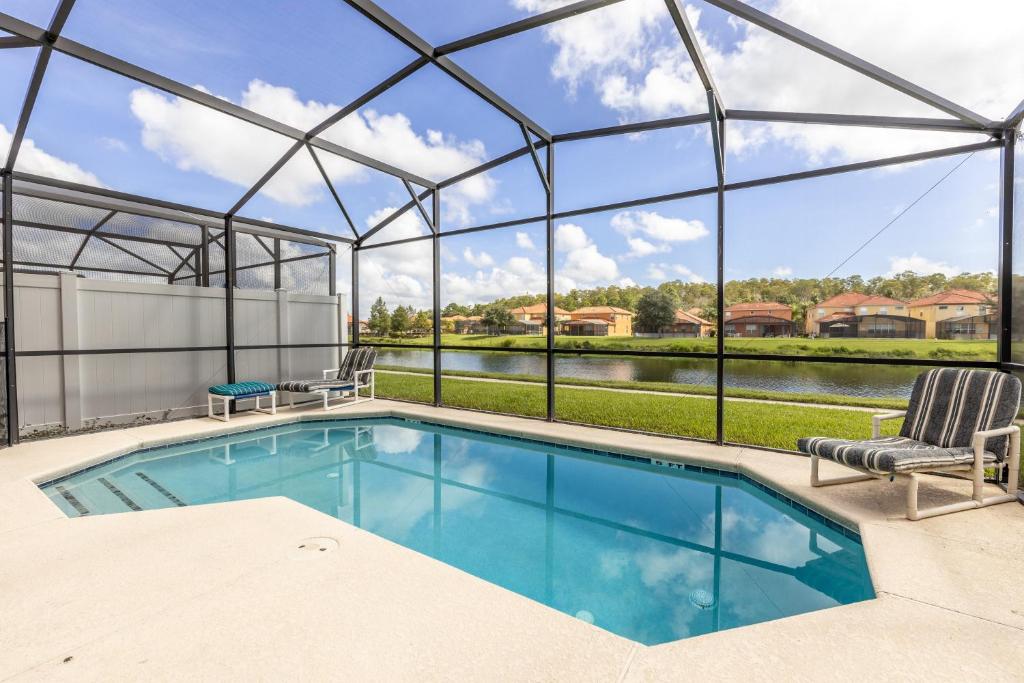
509,303,569,315
725,301,790,311
674,308,711,325
908,289,993,307
564,318,610,326
571,305,633,315
817,292,906,308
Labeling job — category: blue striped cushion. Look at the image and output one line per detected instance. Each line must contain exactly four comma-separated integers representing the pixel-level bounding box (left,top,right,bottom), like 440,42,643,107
208,381,276,397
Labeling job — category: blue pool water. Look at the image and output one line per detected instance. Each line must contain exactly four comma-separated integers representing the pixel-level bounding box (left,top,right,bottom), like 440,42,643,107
41,418,874,644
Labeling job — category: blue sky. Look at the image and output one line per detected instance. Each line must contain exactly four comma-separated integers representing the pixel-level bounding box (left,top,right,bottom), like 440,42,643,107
0,0,1019,313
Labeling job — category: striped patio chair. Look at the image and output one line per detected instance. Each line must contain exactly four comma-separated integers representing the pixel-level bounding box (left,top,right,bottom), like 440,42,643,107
798,368,1021,520
277,347,377,411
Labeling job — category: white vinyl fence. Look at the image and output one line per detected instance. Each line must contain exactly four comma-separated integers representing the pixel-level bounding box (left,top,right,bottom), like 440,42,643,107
4,272,347,436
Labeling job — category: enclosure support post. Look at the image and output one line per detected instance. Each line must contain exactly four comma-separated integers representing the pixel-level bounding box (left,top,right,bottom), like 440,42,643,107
715,119,726,445
274,238,282,291
433,189,442,406
224,215,236,385
328,244,336,297
998,132,1015,367
202,230,211,285
545,144,555,421
193,248,201,286
351,247,360,347
2,173,18,445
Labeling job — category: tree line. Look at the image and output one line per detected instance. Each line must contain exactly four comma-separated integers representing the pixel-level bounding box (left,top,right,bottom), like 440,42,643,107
368,271,996,336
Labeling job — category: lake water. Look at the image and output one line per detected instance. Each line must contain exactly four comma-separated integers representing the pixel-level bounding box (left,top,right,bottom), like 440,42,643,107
376,349,925,400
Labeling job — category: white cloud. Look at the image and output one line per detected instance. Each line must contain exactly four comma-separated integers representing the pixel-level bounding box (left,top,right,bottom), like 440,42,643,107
671,264,706,283
772,265,794,277
523,0,1021,162
515,231,537,250
647,262,706,283
611,210,709,243
624,236,668,258
0,124,102,186
442,255,548,306
360,208,433,310
100,136,129,152
129,80,495,224
462,246,494,268
553,222,619,286
554,223,591,252
617,277,638,287
646,264,667,280
888,253,960,276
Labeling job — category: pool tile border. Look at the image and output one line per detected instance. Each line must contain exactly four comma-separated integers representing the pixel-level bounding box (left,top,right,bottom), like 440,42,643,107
36,413,861,540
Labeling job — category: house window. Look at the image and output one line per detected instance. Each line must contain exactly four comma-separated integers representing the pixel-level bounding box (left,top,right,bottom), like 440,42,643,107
725,312,731,318
859,307,867,314
817,308,824,316
938,305,948,310
895,305,904,310
879,307,888,315
746,324,758,332
957,305,965,312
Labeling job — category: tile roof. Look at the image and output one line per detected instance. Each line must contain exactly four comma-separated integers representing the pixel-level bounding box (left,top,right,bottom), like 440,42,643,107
571,306,633,315
816,292,906,308
908,289,993,307
509,303,569,315
725,301,790,311
674,308,711,325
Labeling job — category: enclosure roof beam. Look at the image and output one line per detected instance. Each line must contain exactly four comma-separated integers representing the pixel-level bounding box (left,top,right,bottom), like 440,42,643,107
724,140,1001,192
12,172,351,246
1005,97,1024,130
701,0,992,128
664,0,723,114
520,124,550,194
307,144,359,239
356,187,433,246
402,180,435,233
0,12,435,188
553,113,710,142
0,36,37,49
3,1,78,173
434,0,626,55
342,0,552,141
67,209,117,268
707,92,724,186
228,58,433,220
94,235,171,275
727,109,1004,134
14,218,195,251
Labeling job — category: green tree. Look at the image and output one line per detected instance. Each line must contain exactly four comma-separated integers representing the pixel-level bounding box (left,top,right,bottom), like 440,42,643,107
412,310,432,334
368,297,390,337
480,303,515,331
634,290,678,333
390,305,411,336
442,302,470,317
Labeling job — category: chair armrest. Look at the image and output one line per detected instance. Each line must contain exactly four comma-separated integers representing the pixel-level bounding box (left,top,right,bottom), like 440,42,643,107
972,424,1020,440
872,411,907,438
353,369,374,379
322,368,340,379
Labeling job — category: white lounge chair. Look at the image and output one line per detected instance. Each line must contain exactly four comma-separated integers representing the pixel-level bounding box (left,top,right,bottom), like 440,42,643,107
278,347,376,411
798,368,1020,521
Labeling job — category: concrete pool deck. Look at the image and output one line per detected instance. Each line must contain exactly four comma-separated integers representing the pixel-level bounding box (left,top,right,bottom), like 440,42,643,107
1,400,1022,680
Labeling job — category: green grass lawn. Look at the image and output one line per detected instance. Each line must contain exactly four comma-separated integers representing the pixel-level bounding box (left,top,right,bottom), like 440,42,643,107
371,371,902,451
363,333,996,361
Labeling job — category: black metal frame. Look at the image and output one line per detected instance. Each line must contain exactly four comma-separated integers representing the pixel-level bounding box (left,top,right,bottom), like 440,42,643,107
0,0,1019,449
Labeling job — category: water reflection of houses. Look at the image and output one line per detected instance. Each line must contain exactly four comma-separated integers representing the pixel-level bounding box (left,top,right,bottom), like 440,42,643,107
724,302,795,338
807,293,923,339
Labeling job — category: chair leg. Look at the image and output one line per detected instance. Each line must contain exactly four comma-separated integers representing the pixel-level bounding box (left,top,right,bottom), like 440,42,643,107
810,453,875,488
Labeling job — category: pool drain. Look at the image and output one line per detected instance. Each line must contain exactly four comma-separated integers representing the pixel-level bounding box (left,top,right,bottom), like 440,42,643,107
689,589,715,610
289,537,339,560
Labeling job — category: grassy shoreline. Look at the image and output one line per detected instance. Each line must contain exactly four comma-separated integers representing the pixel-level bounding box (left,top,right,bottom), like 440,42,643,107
361,334,996,361
376,364,908,410
370,371,902,450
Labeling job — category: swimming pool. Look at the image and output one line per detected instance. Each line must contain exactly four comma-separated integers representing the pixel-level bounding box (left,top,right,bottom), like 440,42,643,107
40,418,874,645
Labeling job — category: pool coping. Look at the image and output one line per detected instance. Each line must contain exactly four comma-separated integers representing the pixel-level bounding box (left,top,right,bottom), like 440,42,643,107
2,399,1023,679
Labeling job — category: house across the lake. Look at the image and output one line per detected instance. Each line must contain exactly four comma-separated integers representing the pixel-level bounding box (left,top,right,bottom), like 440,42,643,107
560,306,634,336
723,302,795,337
807,293,923,339
636,308,713,337
508,303,570,334
909,289,995,339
